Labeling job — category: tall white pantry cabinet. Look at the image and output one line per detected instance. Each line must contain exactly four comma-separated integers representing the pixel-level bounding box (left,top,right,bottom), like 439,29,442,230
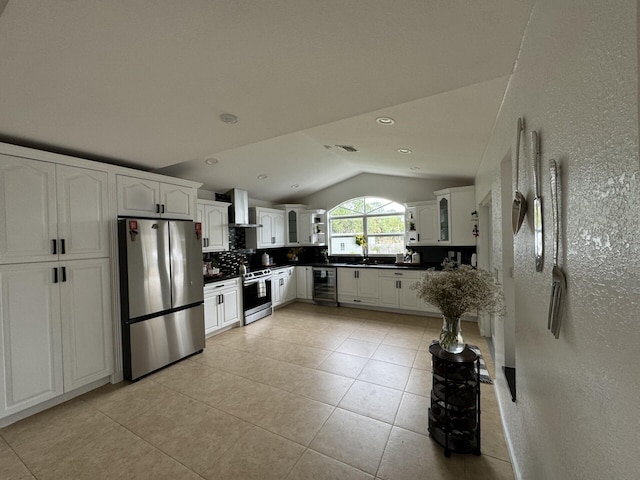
0,154,113,419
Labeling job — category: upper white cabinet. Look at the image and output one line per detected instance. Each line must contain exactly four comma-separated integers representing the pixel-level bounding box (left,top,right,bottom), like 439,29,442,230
280,204,305,246
434,186,476,246
405,201,437,246
246,207,286,249
0,156,109,264
197,200,230,252
276,204,326,246
117,175,196,220
56,165,110,260
299,210,326,246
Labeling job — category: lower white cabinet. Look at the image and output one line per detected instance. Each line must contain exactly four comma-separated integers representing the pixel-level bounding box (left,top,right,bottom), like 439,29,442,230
273,267,296,307
0,258,112,419
337,268,379,306
204,278,241,336
295,266,313,300
60,259,113,391
378,270,423,311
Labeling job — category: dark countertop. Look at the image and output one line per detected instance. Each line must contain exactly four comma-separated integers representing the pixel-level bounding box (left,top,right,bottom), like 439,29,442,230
204,262,439,285
278,262,434,270
204,274,241,284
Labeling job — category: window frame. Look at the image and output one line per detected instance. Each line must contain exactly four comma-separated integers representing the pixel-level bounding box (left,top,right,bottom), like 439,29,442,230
328,196,406,257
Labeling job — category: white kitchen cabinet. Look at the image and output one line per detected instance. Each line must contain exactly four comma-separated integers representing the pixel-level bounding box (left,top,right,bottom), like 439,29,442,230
0,258,114,419
204,278,241,336
0,157,109,264
337,267,379,306
117,175,196,220
434,186,476,246
378,269,423,311
55,165,110,260
299,210,326,246
60,258,113,391
280,204,306,246
0,264,64,418
295,266,313,300
197,200,230,252
246,207,286,248
405,201,437,245
273,267,296,307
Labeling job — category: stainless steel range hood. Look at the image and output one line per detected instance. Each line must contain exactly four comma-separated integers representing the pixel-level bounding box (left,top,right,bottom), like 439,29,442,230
225,189,262,227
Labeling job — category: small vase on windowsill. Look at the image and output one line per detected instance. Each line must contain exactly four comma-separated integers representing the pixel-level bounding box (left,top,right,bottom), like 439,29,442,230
439,316,465,353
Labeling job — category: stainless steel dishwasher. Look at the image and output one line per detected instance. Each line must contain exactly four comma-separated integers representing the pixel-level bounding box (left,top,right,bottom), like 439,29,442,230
312,267,338,306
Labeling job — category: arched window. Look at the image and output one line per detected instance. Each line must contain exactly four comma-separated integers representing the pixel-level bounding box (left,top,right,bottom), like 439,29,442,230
328,197,405,256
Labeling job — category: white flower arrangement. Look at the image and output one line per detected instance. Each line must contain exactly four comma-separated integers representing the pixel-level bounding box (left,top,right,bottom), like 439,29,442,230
413,265,504,351
413,265,504,319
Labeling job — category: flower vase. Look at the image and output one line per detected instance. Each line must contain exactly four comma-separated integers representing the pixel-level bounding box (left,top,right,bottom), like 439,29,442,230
439,316,465,353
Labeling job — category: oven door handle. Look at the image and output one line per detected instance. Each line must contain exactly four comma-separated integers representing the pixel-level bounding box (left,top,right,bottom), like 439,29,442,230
243,277,273,286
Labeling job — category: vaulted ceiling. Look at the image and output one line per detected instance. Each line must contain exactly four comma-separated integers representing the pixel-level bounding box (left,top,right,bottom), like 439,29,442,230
0,1,533,201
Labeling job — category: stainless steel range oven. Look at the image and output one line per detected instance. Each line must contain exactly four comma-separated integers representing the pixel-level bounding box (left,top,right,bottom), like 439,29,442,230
242,268,273,325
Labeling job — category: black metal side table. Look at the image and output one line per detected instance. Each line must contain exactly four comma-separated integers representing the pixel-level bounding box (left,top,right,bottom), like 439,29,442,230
428,342,481,457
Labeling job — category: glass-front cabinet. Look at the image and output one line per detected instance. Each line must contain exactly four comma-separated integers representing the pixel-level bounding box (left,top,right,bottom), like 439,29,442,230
287,208,299,245
437,193,451,243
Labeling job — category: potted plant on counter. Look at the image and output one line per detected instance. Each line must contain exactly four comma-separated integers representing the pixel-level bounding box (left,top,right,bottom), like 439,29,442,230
414,265,504,353
355,234,368,258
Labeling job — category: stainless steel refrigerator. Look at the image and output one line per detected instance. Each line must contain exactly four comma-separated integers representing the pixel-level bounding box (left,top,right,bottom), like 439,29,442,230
118,218,204,381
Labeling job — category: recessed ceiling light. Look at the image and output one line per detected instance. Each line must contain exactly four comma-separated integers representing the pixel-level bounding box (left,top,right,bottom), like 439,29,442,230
257,174,268,180
291,184,299,189
409,166,420,171
219,113,238,124
204,158,218,165
398,148,412,154
376,117,395,126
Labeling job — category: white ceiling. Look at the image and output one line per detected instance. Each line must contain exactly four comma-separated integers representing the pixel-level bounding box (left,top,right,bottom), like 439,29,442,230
0,1,532,202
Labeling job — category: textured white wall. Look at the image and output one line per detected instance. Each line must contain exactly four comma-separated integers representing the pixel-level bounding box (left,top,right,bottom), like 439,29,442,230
475,1,639,478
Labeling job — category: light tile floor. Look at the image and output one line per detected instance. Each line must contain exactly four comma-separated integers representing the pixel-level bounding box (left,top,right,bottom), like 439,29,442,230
0,303,514,479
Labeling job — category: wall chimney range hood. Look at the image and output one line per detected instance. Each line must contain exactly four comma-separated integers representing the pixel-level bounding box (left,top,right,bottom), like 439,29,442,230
225,189,262,227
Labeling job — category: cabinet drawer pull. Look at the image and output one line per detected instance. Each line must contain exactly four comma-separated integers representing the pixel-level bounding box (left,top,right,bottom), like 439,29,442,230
156,203,161,213
53,267,58,283
52,239,57,255
161,204,165,214
60,239,66,254
394,272,403,276
61,266,67,282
